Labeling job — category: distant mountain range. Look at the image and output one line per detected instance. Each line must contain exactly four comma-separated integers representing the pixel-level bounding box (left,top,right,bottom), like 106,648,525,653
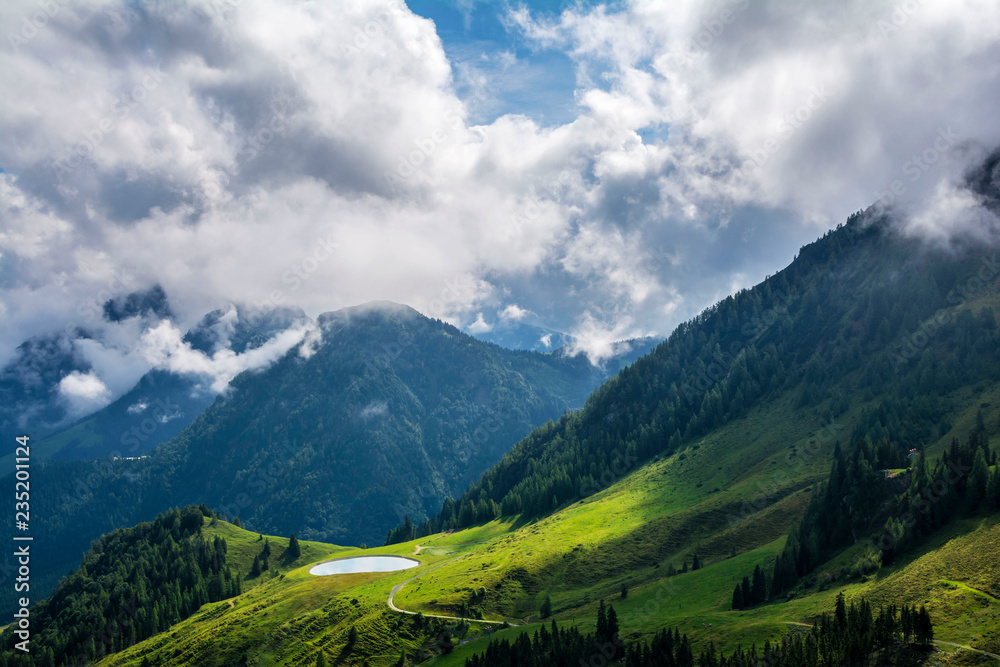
2,289,647,470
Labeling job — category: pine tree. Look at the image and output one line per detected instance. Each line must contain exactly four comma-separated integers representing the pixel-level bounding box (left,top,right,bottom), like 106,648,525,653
915,606,934,645
751,565,767,605
250,555,261,578
540,595,553,619
968,449,989,506
606,604,619,640
316,650,328,667
988,465,1000,509
732,584,744,610
835,591,847,629
287,532,301,560
596,599,607,639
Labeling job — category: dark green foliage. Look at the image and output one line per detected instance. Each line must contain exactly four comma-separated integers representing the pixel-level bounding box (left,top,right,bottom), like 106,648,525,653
287,532,301,560
736,427,998,606
540,594,552,619
466,604,627,667
0,506,240,666
468,596,931,667
316,650,328,667
988,463,1000,509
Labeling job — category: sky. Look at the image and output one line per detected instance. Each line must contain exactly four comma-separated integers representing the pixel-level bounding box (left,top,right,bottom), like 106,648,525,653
2,0,1000,415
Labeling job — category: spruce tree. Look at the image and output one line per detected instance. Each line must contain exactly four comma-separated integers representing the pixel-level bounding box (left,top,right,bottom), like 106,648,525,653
540,595,553,619
606,605,619,640
968,449,989,506
288,532,301,560
988,465,1000,509
732,584,744,610
835,591,847,629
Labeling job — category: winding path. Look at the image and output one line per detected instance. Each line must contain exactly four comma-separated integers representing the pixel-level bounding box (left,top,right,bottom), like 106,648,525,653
782,621,1000,661
386,546,517,627
933,640,1000,661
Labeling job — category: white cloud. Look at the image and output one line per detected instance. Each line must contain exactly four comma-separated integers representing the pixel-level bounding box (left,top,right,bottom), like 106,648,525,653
360,400,388,420
137,319,315,393
1,0,999,371
564,310,647,365
58,370,112,418
466,312,492,334
499,304,530,321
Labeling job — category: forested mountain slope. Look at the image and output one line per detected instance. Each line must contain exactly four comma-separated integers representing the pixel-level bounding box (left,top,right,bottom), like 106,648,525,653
403,205,1000,537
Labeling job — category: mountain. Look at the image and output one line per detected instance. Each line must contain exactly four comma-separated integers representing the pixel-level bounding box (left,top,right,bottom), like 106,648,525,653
14,303,309,466
0,285,177,444
9,302,643,614
0,329,91,439
404,208,999,536
468,319,575,352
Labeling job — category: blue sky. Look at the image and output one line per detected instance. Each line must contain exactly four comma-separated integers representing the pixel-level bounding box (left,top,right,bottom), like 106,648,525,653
406,0,589,125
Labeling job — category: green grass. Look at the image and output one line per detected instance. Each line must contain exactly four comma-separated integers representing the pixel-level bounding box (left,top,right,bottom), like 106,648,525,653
91,383,1000,666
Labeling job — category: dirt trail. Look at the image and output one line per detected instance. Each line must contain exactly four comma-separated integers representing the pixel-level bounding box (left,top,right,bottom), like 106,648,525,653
388,550,516,627
413,542,486,555
781,621,998,661
933,640,1000,661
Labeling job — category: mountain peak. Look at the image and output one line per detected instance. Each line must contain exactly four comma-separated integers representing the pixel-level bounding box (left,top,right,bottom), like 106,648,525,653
316,301,423,330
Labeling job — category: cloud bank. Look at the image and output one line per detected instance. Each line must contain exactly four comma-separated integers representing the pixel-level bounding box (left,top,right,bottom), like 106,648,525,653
2,0,999,369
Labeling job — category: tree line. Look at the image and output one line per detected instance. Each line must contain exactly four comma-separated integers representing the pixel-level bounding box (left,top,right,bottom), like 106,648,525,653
732,421,999,610
0,506,241,667
465,592,932,667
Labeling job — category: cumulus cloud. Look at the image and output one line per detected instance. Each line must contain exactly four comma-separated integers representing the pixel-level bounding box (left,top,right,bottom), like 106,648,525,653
499,304,530,321
1,0,999,368
137,319,316,393
58,370,112,419
466,312,492,334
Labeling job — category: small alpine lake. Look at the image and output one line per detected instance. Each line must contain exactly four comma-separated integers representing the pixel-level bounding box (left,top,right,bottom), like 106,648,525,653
308,555,420,576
